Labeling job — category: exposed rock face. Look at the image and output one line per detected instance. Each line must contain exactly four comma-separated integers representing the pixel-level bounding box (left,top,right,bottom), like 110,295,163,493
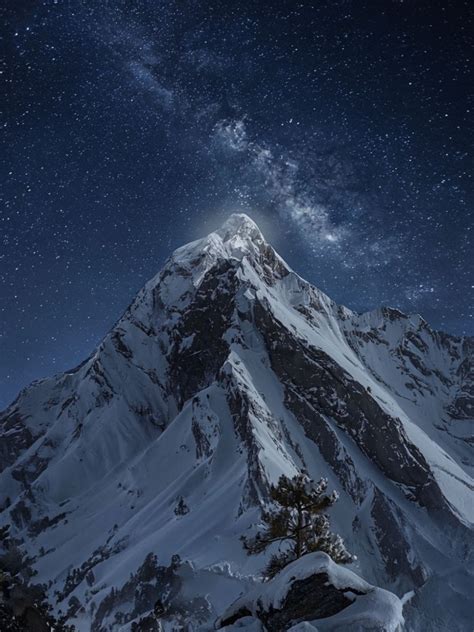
220,574,357,631
0,214,472,630
90,553,210,631
253,299,448,511
0,409,35,472
449,338,474,421
217,552,404,632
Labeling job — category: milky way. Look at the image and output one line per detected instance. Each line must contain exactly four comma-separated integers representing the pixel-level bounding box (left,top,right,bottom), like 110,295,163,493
1,1,472,407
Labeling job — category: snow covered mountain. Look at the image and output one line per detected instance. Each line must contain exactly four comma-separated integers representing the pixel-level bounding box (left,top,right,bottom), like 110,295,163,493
1,214,473,630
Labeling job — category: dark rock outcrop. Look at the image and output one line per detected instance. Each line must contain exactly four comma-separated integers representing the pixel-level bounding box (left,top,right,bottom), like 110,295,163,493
217,552,403,631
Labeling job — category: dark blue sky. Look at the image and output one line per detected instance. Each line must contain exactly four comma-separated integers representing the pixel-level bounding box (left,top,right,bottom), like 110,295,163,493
1,0,472,408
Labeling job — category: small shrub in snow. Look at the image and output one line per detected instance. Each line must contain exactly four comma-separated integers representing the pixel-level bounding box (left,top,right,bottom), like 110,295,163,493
242,473,353,578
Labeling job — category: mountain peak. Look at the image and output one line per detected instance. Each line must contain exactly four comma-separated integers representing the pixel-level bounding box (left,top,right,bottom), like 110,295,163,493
215,213,265,244
168,213,270,273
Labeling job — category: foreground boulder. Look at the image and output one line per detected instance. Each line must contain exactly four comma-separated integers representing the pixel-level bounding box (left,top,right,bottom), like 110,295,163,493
217,553,404,632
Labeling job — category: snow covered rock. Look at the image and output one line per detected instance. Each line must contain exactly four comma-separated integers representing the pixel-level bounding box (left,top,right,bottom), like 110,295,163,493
0,213,473,630
220,617,265,632
217,552,403,632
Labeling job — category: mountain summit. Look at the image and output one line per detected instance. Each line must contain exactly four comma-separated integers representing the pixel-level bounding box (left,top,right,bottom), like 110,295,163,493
1,215,473,631
171,213,266,263
215,212,264,242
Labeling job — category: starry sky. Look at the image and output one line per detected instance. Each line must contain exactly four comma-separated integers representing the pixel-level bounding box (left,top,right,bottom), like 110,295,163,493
2,0,473,408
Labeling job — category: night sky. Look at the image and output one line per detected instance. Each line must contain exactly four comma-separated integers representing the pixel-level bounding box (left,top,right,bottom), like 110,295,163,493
2,1,473,408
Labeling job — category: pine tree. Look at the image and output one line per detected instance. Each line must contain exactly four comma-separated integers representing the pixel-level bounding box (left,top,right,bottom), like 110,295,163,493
242,473,353,578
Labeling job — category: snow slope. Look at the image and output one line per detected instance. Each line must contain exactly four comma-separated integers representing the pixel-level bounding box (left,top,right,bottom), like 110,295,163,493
1,214,472,630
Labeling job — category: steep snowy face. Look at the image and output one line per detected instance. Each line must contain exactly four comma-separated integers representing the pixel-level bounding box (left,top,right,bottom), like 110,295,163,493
0,214,473,631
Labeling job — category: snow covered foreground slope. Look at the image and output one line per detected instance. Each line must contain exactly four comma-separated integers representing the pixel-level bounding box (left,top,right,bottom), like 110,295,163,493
1,214,473,630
